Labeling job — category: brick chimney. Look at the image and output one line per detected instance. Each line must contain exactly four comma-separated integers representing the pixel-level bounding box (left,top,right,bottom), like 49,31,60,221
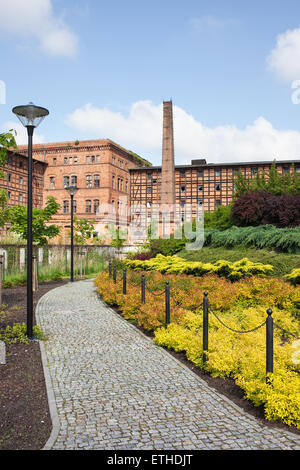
161,100,175,206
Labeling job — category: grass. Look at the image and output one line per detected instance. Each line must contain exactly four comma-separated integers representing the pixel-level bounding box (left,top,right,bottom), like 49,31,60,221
178,246,300,279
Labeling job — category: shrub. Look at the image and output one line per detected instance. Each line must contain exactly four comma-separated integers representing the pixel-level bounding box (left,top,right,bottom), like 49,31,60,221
285,269,300,286
232,190,300,228
123,254,274,280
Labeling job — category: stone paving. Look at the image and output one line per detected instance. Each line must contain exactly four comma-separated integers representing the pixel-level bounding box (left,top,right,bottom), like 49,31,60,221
36,279,300,450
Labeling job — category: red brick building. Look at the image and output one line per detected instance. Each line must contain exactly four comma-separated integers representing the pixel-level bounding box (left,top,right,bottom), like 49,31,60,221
17,139,151,242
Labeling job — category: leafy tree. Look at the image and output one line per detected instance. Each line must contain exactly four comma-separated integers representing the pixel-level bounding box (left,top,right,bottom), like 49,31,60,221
204,204,234,230
7,196,61,245
71,216,97,245
108,225,127,250
233,161,300,197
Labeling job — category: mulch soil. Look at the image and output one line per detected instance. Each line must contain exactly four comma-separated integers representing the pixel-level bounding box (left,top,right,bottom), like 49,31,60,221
0,282,299,451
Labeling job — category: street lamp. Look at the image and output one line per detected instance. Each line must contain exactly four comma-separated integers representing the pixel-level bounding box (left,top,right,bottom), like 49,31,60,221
12,102,49,339
65,185,78,282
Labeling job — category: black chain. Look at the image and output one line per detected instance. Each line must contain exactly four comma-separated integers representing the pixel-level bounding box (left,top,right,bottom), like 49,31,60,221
169,292,202,311
208,304,266,334
145,281,166,296
273,322,300,339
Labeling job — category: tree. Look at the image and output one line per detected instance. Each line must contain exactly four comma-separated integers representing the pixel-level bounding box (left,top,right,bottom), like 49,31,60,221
233,160,300,197
71,216,97,244
7,196,61,246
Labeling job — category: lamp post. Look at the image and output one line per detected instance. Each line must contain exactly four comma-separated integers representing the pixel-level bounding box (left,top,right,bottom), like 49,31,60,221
65,185,78,282
12,102,49,339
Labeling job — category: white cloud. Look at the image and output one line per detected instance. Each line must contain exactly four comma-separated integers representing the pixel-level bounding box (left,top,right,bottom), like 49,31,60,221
0,0,78,58
2,121,45,146
65,100,300,165
267,26,300,82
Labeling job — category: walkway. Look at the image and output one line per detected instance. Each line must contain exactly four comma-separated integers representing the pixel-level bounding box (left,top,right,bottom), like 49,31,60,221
36,280,300,450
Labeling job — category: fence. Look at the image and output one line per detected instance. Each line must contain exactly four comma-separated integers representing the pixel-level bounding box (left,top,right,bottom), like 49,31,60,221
108,262,299,383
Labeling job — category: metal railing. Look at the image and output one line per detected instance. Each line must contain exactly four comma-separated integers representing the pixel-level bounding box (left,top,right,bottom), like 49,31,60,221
108,262,299,382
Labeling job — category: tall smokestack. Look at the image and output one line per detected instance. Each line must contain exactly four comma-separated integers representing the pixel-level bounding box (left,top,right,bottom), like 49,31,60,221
161,100,175,206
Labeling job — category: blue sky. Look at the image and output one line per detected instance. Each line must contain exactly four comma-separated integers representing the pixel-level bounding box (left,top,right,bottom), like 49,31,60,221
1,0,300,165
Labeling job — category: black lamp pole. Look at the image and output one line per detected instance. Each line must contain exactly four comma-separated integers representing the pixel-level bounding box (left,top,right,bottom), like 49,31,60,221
27,125,34,338
66,185,78,283
12,102,49,339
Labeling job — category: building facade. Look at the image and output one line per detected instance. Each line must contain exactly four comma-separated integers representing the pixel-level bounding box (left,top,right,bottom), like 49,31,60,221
17,139,151,242
0,149,46,208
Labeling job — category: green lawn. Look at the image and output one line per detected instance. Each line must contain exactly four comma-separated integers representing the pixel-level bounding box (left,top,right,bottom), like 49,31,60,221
178,246,300,279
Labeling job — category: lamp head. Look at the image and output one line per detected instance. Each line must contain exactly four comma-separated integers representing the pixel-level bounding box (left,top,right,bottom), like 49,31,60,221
12,102,49,128
66,185,78,196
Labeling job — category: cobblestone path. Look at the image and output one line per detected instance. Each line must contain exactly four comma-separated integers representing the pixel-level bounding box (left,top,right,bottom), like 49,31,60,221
36,280,300,450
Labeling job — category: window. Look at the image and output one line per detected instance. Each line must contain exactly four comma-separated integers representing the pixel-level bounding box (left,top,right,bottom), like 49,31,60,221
233,167,240,174
147,172,152,179
86,175,92,188
112,156,115,164
198,185,203,191
282,166,290,174
86,200,91,213
19,177,23,185
147,187,152,194
8,173,11,182
251,167,258,175
117,177,120,191
86,156,90,164
215,169,221,177
71,175,77,186
18,194,23,202
7,191,11,199
63,200,69,214
64,157,68,165
49,177,55,189
96,155,100,163
125,180,128,192
53,158,57,165
93,199,99,214
72,200,77,214
91,155,95,163
215,184,221,191
94,174,100,188
69,157,72,165
180,185,186,193
74,156,77,164
7,156,12,166
112,175,115,189
216,199,221,206
197,200,203,205
180,170,185,177
296,167,300,174
64,176,70,188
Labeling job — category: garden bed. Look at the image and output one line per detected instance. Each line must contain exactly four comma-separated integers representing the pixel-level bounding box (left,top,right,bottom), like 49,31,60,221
0,280,68,450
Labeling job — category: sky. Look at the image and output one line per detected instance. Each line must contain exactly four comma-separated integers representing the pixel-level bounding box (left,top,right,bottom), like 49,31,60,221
1,0,300,165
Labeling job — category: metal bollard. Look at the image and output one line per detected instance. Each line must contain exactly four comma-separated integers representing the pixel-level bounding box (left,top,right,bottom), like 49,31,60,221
165,280,170,325
113,265,117,283
0,255,3,307
109,261,112,278
203,291,209,363
123,269,127,295
266,308,273,384
141,274,145,304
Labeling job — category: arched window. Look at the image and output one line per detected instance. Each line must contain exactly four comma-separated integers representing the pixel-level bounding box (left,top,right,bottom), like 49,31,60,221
94,174,100,188
86,200,91,213
86,175,92,188
93,199,99,214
